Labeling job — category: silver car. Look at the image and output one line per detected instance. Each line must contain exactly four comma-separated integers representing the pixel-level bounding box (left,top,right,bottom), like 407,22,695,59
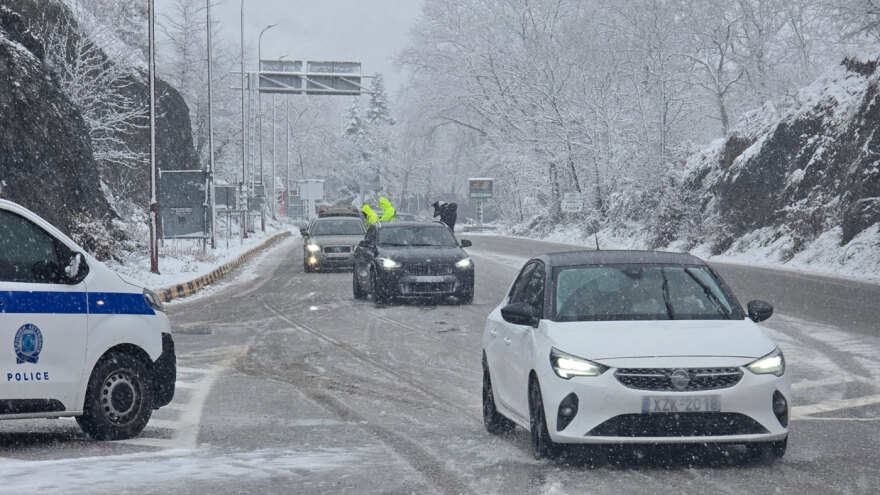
300,217,366,272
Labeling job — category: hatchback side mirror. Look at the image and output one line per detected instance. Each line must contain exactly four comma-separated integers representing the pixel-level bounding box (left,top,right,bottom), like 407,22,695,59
460,239,472,248
299,227,308,237
501,302,540,327
747,300,774,323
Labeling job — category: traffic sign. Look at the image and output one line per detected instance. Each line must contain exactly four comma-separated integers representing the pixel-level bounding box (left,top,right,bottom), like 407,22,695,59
561,192,584,213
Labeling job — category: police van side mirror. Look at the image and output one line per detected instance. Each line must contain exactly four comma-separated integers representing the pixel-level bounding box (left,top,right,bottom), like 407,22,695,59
64,253,88,284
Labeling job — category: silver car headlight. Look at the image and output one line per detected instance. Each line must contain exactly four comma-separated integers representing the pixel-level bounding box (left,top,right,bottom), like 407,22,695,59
455,257,472,268
143,288,164,312
550,348,608,379
306,244,322,253
746,348,785,376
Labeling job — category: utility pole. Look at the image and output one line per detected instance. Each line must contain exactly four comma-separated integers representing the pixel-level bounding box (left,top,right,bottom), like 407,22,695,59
148,0,159,274
286,95,290,219
271,93,276,220
207,0,216,249
257,24,275,231
239,0,248,238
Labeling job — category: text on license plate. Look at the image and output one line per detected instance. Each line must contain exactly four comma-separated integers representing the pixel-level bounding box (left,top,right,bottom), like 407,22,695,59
642,396,720,413
411,275,446,282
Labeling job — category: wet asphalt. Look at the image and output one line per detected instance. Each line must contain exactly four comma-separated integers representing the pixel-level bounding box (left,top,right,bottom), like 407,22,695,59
1,234,879,494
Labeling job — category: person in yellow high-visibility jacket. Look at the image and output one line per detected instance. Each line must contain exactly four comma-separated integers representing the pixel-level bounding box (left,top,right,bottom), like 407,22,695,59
362,204,379,227
378,197,396,222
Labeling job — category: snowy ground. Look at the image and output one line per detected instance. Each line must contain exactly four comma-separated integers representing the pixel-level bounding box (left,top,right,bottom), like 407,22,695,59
105,218,297,291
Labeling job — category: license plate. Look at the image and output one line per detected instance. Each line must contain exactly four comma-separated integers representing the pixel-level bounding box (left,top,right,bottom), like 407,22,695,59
411,275,446,283
642,396,720,413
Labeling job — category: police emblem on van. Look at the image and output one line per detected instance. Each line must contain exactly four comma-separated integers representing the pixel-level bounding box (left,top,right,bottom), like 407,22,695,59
14,324,43,364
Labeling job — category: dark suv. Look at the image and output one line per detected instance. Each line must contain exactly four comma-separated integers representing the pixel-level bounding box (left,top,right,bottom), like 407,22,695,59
352,221,474,304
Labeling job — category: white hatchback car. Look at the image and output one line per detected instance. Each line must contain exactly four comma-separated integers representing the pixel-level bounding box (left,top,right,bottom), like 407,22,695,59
482,250,789,461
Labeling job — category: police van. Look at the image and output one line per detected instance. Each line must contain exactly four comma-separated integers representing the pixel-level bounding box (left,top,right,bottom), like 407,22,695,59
0,199,175,440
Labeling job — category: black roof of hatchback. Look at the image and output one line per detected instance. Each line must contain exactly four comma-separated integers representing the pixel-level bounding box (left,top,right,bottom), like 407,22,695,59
541,250,706,267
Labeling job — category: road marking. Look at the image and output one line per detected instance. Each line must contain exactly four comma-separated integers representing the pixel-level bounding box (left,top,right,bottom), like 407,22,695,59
791,374,872,390
792,394,880,420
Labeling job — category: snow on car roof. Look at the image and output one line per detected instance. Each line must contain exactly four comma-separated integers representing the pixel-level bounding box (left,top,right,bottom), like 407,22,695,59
541,250,705,267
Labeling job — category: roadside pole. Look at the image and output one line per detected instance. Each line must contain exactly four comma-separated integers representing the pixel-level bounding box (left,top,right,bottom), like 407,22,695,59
148,0,159,274
239,0,248,238
206,0,216,249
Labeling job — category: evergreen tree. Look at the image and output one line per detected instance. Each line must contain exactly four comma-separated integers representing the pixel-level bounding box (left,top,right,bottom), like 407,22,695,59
343,97,365,138
366,73,395,125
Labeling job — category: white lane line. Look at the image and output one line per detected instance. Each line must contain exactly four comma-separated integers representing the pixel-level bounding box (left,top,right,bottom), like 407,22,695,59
791,374,873,390
792,394,880,420
141,419,183,431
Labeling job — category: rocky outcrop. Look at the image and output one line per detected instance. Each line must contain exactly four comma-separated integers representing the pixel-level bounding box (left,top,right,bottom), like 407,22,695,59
0,0,199,257
678,54,880,258
0,5,115,255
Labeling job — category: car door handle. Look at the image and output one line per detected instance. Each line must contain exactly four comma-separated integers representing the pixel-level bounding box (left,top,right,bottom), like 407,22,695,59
503,337,511,345
489,329,498,338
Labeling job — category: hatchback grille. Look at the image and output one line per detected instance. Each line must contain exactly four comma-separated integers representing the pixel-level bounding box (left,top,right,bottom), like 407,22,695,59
586,412,767,437
323,245,351,254
615,368,742,392
405,263,453,276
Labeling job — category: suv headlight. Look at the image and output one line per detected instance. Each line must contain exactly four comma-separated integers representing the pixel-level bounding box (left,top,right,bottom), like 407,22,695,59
143,288,164,312
378,258,401,269
306,244,322,253
455,257,472,268
746,348,785,376
550,348,608,379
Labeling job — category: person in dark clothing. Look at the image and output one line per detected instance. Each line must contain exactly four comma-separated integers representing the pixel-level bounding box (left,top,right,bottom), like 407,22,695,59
432,201,458,231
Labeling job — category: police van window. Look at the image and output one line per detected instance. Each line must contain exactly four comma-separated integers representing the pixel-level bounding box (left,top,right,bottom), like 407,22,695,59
0,210,64,283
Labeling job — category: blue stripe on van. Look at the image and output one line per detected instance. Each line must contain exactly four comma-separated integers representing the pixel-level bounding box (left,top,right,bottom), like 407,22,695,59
0,291,154,315
88,292,155,315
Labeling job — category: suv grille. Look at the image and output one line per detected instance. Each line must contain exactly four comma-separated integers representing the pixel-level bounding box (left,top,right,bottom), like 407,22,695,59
615,368,742,392
587,413,767,437
323,246,351,254
405,263,453,276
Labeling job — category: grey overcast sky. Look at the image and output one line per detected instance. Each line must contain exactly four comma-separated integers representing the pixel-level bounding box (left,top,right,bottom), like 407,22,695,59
198,0,423,93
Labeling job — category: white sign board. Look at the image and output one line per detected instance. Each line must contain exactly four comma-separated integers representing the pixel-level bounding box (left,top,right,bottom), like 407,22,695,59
561,193,584,213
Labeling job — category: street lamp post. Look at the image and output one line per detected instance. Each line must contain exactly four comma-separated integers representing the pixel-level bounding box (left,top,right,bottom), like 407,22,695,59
257,23,275,230
239,0,248,238
148,0,159,274
207,0,216,249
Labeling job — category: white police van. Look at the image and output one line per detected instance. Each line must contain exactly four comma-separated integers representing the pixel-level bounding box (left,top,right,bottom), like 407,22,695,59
0,199,175,440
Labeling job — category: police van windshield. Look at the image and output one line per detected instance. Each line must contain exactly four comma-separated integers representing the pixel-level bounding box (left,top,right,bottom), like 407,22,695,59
378,226,456,247
554,264,741,322
311,219,365,236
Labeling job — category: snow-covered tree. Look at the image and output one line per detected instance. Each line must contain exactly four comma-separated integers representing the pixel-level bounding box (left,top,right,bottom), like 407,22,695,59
366,73,395,126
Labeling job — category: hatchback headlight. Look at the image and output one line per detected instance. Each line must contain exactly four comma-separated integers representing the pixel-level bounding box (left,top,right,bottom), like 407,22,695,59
379,258,401,269
143,288,164,312
455,257,472,268
306,244,322,253
746,348,785,376
550,348,608,379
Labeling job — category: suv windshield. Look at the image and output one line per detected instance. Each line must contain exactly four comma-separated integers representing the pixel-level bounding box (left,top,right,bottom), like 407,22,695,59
311,219,364,236
554,264,739,322
378,225,457,247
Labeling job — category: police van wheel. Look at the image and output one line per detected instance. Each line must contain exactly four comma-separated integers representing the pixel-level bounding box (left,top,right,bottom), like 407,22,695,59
77,352,153,441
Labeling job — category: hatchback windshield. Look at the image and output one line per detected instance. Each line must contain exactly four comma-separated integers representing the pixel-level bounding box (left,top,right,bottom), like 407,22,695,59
311,219,364,236
378,226,457,247
554,264,739,321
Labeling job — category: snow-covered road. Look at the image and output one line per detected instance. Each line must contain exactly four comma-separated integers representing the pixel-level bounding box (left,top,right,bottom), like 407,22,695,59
1,235,878,494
